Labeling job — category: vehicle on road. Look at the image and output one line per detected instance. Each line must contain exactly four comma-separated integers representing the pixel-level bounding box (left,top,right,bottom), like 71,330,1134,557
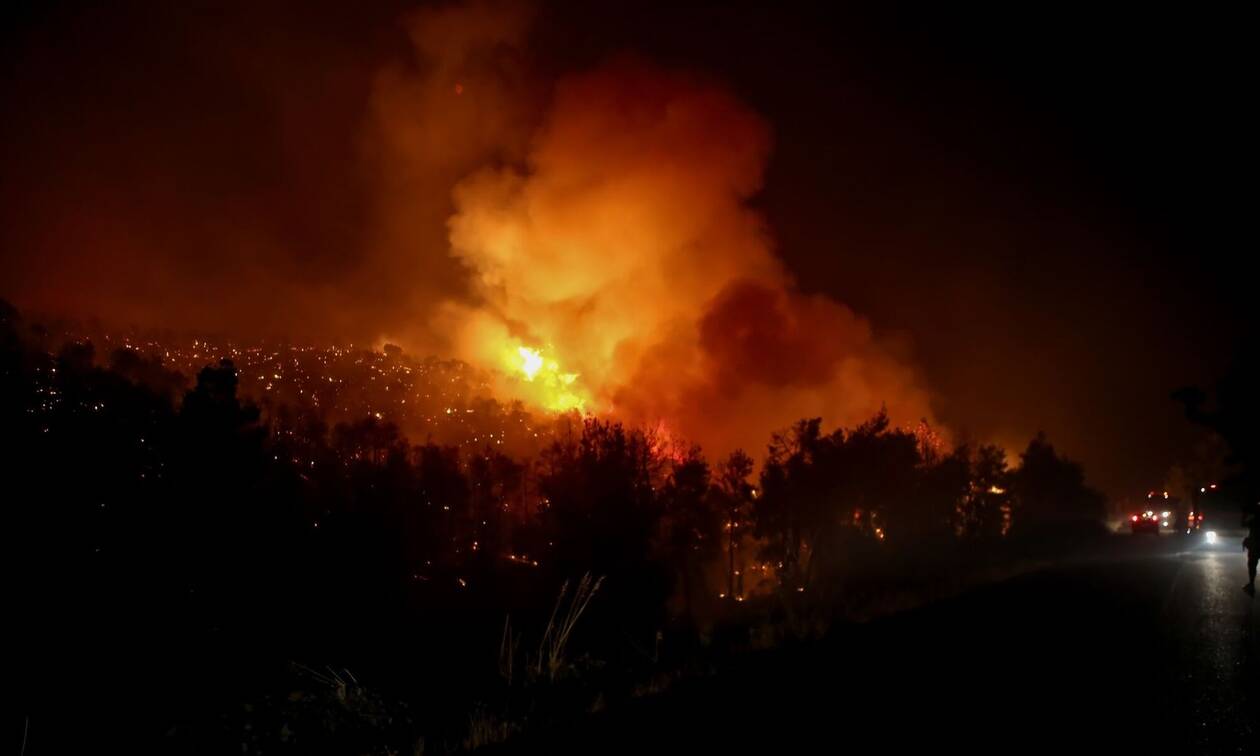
1130,510,1164,534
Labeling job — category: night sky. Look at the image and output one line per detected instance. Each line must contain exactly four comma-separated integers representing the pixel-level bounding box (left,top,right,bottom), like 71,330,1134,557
2,1,1250,497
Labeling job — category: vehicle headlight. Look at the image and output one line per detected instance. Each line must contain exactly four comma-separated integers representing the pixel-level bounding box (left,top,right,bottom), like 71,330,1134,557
1205,531,1218,545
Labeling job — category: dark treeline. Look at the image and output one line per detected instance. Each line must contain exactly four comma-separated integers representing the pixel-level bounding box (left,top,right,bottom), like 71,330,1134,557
4,299,1107,753
1175,353,1260,509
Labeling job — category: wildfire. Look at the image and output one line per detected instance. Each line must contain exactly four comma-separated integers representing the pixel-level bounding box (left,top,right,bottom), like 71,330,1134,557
427,53,937,452
502,343,587,413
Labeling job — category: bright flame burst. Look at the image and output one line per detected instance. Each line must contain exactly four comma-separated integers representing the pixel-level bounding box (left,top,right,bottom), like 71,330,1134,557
518,346,544,380
504,344,587,413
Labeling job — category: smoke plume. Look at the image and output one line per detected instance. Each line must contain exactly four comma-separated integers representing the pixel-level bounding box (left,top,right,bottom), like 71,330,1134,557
402,22,936,454
2,0,938,457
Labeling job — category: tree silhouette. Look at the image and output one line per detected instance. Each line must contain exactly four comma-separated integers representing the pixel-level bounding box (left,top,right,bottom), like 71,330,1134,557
415,442,470,567
755,418,832,588
467,446,526,570
959,444,1013,538
1175,354,1260,503
834,412,920,550
656,445,718,622
538,418,668,635
714,449,755,599
912,443,971,543
1009,433,1105,531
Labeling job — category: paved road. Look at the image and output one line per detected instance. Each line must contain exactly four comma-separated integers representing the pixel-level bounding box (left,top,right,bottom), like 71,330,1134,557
502,537,1259,754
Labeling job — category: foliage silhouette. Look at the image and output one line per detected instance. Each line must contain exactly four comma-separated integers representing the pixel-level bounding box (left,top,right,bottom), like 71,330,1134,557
0,299,1113,752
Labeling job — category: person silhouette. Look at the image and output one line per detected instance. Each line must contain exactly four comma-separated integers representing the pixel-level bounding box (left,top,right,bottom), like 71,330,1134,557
1244,502,1259,597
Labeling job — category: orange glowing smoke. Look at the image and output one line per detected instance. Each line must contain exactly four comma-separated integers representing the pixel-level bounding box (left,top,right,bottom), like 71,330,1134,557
383,4,937,455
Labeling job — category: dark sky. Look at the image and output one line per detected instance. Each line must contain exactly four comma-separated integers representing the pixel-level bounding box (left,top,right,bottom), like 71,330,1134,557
1,0,1250,496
